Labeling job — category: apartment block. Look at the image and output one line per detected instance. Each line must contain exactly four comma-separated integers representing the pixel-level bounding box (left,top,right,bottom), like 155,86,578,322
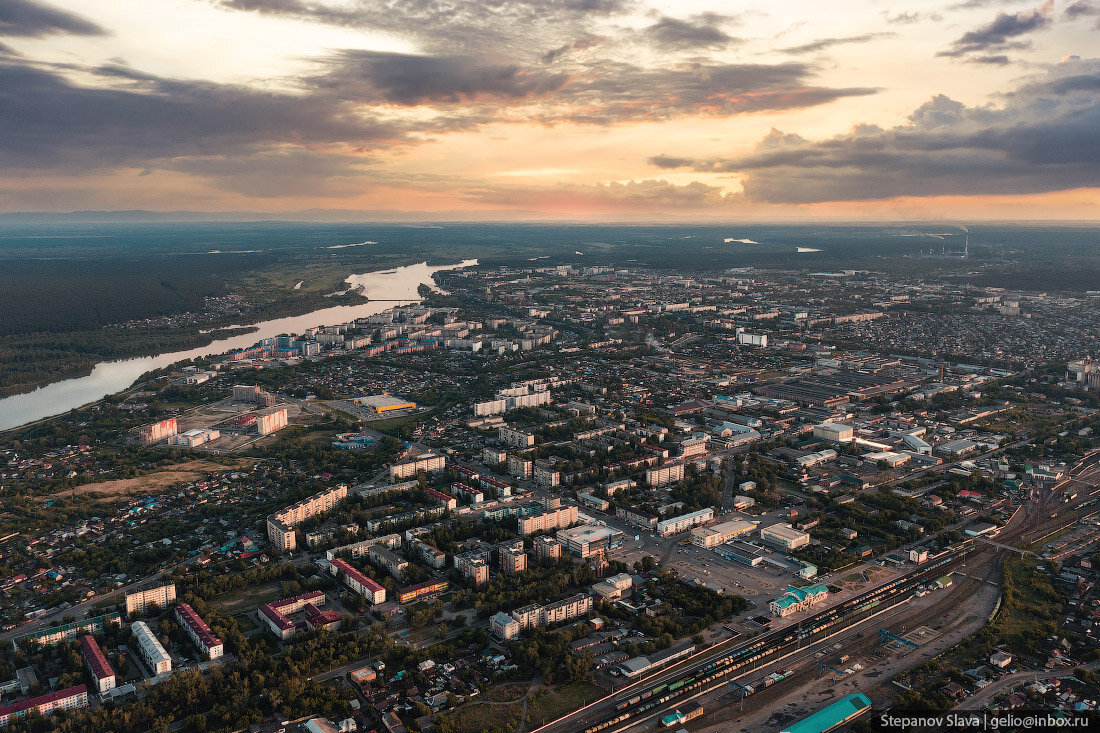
508,455,533,479
388,454,446,481
645,461,686,488
134,417,177,445
256,408,288,435
517,504,577,536
490,612,520,640
533,460,560,488
501,548,528,575
396,579,450,605
124,584,176,616
498,426,535,448
0,686,88,727
132,621,172,676
533,536,562,562
329,559,386,605
656,508,714,536
257,591,328,640
174,603,224,660
266,484,348,552
368,545,409,580
79,636,115,694
508,594,592,633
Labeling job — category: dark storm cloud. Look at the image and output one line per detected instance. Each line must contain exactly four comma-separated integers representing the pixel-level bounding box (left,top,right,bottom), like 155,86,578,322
169,149,375,197
218,0,630,24
549,61,876,124
780,33,893,55
1064,0,1100,25
308,51,876,123
0,38,878,196
947,0,1031,8
0,59,403,173
1064,0,1099,16
881,11,927,25
214,0,632,54
212,0,872,125
542,35,605,63
648,59,1100,203
939,3,1052,58
462,179,739,210
967,54,1012,65
0,0,877,200
643,14,736,50
0,0,105,38
314,50,570,105
648,154,694,169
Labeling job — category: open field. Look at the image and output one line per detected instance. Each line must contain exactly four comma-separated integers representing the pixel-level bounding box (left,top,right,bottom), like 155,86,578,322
484,683,531,703
438,700,524,733
45,458,255,500
438,680,605,733
231,612,259,633
526,682,607,727
210,581,284,614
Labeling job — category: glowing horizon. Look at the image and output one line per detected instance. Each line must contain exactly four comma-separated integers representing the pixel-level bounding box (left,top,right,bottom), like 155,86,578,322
1,0,1099,220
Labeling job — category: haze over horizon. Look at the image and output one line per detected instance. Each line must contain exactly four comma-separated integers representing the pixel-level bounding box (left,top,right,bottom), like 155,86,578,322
3,0,1100,221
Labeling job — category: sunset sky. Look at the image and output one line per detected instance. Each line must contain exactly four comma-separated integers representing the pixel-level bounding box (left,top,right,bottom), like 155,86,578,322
2,0,1099,219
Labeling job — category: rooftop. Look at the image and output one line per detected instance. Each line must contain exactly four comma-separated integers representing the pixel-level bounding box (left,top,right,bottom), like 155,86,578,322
782,693,872,733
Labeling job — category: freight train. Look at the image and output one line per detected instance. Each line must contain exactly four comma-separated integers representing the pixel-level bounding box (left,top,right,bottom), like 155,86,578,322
584,544,972,733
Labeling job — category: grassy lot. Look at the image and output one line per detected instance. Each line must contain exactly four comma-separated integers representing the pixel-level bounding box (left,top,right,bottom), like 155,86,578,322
526,681,607,728
938,556,1059,663
895,554,1065,706
991,555,1061,645
436,680,606,733
46,458,255,502
483,682,531,703
210,581,284,614
231,612,258,633
436,700,524,733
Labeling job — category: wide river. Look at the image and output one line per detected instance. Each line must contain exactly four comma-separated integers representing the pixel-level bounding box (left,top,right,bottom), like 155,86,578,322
0,259,477,432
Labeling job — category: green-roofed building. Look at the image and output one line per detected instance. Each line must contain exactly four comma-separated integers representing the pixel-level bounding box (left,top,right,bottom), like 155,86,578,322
781,693,872,733
11,612,121,650
769,583,829,617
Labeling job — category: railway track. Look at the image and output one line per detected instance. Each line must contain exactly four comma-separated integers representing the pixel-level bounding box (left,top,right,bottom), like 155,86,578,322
538,548,975,733
538,453,1100,733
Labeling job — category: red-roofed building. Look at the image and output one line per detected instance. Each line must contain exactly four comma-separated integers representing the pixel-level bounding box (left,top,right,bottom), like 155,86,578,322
79,636,115,693
0,685,88,727
303,604,342,632
174,603,224,660
479,476,511,492
258,590,327,640
425,488,457,510
452,465,480,482
258,604,296,640
330,559,386,605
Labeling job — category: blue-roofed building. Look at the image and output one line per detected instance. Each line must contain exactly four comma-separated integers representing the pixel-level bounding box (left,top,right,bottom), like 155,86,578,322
781,693,871,733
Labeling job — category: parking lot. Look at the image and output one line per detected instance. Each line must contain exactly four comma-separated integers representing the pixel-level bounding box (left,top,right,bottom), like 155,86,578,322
327,398,425,423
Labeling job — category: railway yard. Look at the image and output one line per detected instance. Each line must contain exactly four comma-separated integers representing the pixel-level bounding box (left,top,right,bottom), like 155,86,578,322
537,452,1100,733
